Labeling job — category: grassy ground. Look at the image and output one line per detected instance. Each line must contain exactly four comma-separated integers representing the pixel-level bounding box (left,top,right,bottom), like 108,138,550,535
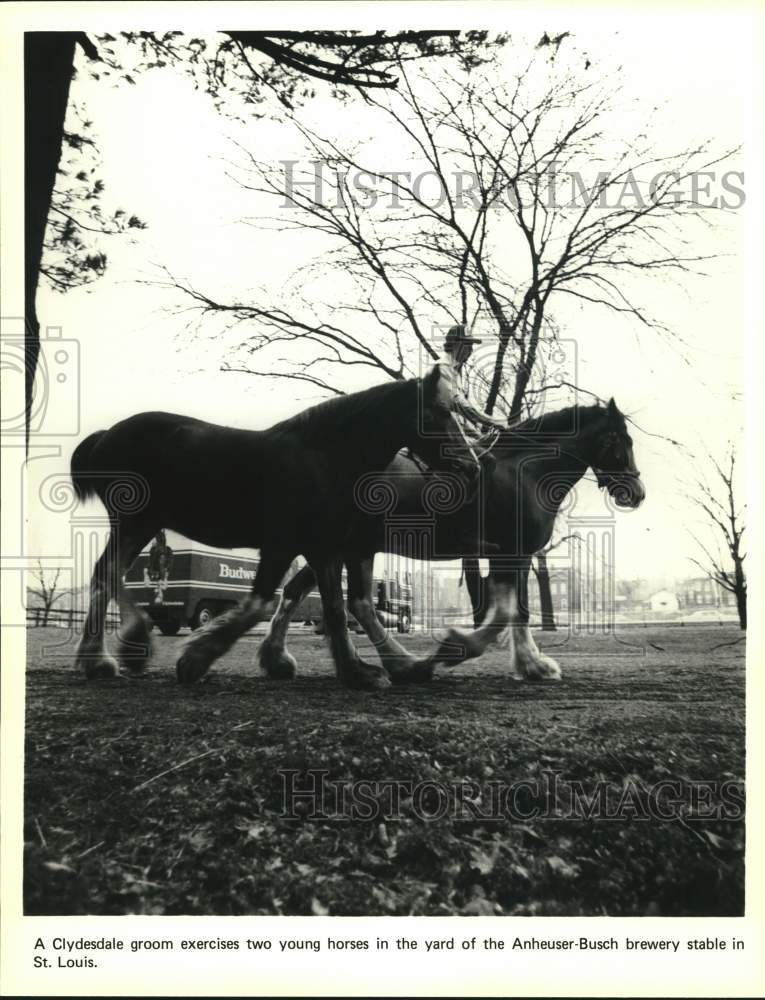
23,623,745,916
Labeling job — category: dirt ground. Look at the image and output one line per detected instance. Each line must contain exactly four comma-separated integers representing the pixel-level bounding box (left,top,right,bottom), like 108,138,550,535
22,623,745,916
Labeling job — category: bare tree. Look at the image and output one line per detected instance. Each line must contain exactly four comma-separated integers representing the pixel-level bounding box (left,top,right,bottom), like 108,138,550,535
688,447,746,629
166,48,732,401
157,43,736,625
28,563,72,627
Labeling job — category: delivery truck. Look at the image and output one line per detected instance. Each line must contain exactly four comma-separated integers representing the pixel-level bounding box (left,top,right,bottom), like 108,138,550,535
123,530,412,635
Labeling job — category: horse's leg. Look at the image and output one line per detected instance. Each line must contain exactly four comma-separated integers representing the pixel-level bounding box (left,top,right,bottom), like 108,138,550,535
75,532,120,678
176,549,294,684
346,555,424,684
76,524,150,679
313,555,390,692
463,557,491,627
511,563,562,681
114,520,158,674
258,563,316,680
427,572,514,667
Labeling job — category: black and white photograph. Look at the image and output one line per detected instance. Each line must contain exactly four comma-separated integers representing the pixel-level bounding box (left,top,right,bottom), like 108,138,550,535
1,3,763,997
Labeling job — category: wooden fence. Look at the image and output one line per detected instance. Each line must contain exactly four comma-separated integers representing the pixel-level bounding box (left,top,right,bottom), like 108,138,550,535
26,607,121,629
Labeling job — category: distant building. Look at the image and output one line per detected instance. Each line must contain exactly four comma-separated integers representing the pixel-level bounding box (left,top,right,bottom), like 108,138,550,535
677,576,733,609
647,589,680,614
527,567,572,615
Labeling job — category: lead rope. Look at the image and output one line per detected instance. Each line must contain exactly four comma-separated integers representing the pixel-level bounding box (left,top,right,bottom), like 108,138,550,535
472,426,502,460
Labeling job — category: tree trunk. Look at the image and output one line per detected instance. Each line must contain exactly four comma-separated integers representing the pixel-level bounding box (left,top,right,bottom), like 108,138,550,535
25,33,78,443
462,557,490,627
535,551,557,631
482,288,533,415
484,333,516,416
732,560,747,630
508,305,543,423
732,557,746,630
735,589,747,630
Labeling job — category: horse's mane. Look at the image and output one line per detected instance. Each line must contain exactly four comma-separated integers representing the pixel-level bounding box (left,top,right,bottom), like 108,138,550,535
270,377,417,443
506,402,608,437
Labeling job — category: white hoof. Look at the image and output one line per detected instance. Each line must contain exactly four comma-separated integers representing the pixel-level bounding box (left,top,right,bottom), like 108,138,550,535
518,651,562,681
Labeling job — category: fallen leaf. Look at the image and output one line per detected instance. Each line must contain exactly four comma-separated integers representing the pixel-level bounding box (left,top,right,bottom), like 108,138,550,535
43,861,74,873
547,855,580,878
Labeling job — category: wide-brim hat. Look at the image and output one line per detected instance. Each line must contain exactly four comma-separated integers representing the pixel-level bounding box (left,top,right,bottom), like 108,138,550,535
445,325,482,346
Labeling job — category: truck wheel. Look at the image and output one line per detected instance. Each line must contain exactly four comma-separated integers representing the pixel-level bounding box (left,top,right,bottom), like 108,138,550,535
398,614,411,634
192,603,216,630
158,620,182,636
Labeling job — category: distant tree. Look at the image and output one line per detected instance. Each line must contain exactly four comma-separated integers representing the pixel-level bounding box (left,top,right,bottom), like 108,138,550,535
688,446,746,629
530,533,583,631
531,549,557,631
616,579,641,602
28,563,71,627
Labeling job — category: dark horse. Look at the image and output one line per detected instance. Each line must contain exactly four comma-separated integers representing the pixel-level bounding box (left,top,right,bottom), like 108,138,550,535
70,366,477,691
258,398,645,683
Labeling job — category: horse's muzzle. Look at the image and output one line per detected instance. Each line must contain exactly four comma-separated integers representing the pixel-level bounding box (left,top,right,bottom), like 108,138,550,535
604,473,645,508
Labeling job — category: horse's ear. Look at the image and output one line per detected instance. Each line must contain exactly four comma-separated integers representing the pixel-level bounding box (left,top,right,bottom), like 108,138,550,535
607,397,618,420
423,364,451,408
423,365,439,392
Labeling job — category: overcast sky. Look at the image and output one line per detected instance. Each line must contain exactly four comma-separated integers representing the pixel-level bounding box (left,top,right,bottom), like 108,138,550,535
24,12,754,585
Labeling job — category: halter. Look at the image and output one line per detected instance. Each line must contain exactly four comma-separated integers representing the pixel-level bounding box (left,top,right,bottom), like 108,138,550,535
593,435,641,488
509,422,641,496
594,468,642,494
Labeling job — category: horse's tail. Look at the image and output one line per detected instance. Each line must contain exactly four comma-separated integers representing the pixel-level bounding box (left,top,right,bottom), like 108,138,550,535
71,430,107,503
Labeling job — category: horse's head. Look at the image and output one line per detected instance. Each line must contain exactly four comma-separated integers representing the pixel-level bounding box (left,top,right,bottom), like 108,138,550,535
590,398,646,509
413,365,480,484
